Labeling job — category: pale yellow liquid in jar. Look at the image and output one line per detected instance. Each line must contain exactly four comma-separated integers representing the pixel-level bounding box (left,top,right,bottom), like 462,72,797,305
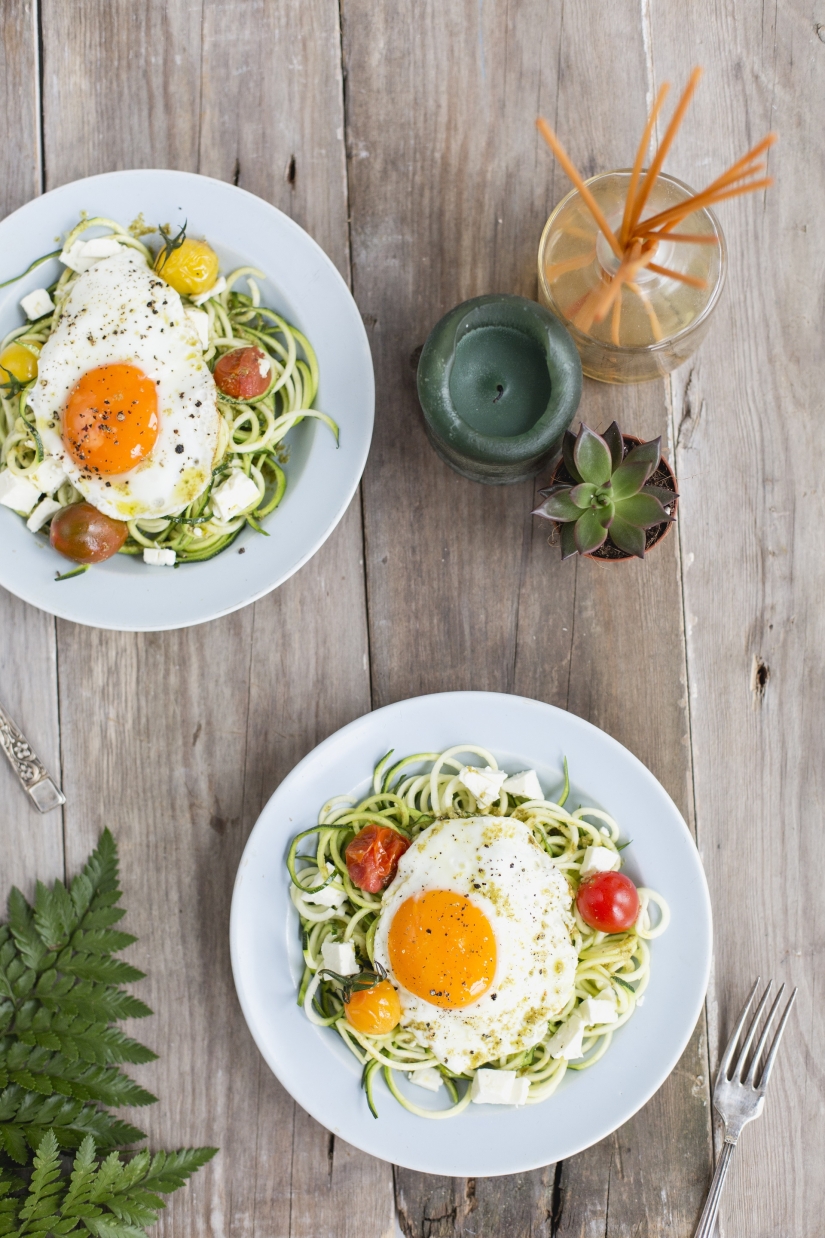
538,172,724,354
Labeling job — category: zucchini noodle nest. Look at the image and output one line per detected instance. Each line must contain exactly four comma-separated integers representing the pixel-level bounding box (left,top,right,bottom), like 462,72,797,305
0,216,336,564
288,746,670,1119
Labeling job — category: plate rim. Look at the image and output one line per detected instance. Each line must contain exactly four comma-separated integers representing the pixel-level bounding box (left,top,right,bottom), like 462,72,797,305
0,168,374,631
229,690,713,1176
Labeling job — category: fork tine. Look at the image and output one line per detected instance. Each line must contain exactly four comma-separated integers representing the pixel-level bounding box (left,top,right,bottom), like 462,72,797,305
717,977,760,1080
743,983,785,1086
756,987,797,1090
732,979,773,1080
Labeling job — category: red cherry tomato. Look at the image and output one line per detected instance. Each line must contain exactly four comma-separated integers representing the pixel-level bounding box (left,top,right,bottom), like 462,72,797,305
345,824,410,894
49,502,128,564
576,870,640,933
213,346,271,399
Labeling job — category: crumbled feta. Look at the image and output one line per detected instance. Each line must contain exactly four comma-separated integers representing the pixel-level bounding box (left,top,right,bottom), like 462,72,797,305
320,939,358,977
258,352,271,379
408,1067,443,1093
20,287,55,321
30,457,67,496
0,469,41,515
459,765,507,809
303,883,348,909
191,275,227,306
577,995,619,1027
60,236,123,273
580,845,620,877
211,470,260,522
143,547,176,566
470,1068,530,1106
547,1014,586,1061
502,769,543,800
26,496,62,532
184,307,209,349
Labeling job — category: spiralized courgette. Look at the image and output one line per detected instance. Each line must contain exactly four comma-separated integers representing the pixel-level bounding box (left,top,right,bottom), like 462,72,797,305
288,746,670,1118
0,216,336,564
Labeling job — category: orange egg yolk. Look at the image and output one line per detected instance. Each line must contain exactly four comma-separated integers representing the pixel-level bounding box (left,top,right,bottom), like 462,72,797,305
387,890,496,1009
63,363,159,476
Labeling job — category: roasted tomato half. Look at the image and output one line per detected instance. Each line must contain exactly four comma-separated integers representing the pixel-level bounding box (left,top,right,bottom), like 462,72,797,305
345,824,410,893
213,346,271,400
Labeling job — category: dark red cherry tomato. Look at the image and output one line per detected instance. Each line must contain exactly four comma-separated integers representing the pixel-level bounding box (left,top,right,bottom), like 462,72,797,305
50,502,128,564
576,870,640,933
213,346,271,399
345,824,410,893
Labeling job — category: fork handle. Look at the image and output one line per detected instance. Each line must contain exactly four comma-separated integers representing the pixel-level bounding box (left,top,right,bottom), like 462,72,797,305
693,1140,736,1238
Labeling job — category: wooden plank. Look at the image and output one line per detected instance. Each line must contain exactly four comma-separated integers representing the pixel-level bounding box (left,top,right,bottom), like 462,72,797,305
650,7,823,1235
516,379,711,1238
0,0,64,896
342,0,711,1233
38,1,384,1234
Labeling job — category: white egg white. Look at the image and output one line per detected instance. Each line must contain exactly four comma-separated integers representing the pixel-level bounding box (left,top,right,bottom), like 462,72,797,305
373,816,577,1074
28,247,220,520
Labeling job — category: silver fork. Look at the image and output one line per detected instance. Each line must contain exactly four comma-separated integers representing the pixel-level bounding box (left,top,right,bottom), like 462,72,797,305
693,978,797,1238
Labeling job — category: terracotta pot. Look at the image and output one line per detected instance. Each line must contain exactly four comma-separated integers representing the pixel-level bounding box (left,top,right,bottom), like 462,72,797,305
546,433,678,562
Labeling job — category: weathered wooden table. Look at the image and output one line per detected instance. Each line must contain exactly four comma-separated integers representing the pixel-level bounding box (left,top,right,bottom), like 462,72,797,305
2,1,819,1234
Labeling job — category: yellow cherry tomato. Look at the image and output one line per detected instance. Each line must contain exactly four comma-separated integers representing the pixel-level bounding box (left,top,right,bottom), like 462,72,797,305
0,342,38,385
344,980,402,1036
154,237,219,296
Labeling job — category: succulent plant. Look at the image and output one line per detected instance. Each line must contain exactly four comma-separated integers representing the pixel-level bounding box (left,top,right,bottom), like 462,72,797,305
533,422,677,559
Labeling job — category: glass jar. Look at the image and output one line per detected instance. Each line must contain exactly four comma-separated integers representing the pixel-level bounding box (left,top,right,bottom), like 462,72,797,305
537,171,727,384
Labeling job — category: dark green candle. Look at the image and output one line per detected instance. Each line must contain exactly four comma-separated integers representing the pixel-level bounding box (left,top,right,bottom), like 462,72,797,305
417,294,582,484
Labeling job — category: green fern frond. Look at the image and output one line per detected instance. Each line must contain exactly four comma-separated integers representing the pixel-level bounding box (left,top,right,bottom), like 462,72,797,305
0,831,216,1234
34,880,76,951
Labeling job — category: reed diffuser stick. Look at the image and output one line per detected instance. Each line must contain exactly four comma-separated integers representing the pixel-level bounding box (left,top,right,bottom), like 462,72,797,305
537,70,775,341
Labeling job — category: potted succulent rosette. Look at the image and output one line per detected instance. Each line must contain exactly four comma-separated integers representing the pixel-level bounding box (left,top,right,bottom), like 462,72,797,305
533,422,678,560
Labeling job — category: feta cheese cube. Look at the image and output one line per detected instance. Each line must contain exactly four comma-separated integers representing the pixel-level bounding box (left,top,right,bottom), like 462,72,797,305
191,275,227,306
320,939,358,977
20,287,55,320
26,497,62,532
185,307,210,349
459,765,507,809
143,547,176,566
502,769,543,800
30,457,67,496
0,469,41,515
211,470,260,522
408,1067,443,1093
303,883,348,909
547,1013,586,1061
577,995,619,1027
580,845,620,877
470,1068,529,1106
60,236,123,273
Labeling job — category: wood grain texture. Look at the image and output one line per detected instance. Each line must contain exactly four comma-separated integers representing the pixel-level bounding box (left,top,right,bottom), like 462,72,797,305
34,0,386,1234
0,0,64,897
342,0,710,1234
650,4,825,1234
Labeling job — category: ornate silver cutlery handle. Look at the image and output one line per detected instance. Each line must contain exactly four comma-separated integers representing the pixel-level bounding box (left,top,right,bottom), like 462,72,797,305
0,700,65,812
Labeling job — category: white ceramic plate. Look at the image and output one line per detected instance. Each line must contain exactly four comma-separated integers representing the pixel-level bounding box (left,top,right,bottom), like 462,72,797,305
230,691,712,1177
0,170,374,630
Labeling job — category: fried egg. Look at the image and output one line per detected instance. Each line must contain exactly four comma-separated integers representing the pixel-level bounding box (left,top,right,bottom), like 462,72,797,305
373,816,577,1074
28,247,219,520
